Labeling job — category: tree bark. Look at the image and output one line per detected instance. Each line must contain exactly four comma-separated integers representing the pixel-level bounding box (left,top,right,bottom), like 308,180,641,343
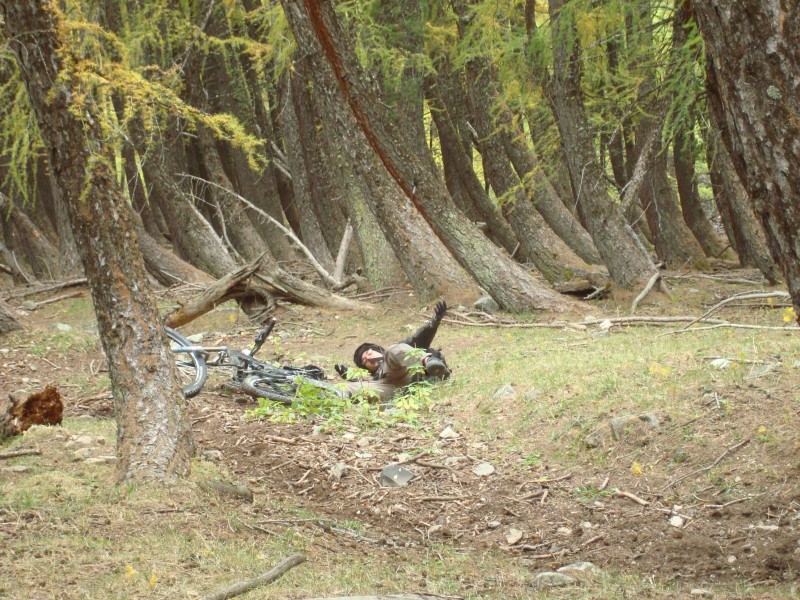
0,190,62,281
546,0,657,288
693,0,798,317
1,0,194,481
0,297,21,334
283,0,576,312
705,125,780,283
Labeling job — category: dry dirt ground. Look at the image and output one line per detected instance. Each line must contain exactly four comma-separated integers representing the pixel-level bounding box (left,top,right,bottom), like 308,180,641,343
2,274,800,598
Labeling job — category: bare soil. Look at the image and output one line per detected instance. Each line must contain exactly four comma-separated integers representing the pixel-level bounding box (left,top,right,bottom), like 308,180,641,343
2,275,799,598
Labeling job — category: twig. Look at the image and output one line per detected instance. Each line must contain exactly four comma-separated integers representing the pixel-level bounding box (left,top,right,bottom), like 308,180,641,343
682,291,790,330
265,434,297,445
19,290,83,310
201,553,305,600
599,477,609,491
614,489,650,506
662,439,751,491
663,323,799,336
631,272,661,314
540,489,549,505
4,278,87,300
0,448,41,459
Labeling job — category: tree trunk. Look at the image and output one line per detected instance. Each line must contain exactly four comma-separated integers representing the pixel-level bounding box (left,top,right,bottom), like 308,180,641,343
693,0,797,316
546,0,657,288
283,0,576,312
0,190,62,281
705,126,781,283
1,0,194,481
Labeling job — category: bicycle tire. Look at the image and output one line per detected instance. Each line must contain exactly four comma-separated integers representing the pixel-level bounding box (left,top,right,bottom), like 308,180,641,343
241,375,297,404
165,327,207,398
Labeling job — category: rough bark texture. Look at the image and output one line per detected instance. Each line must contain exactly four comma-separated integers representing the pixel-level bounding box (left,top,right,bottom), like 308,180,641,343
693,0,799,318
546,0,657,288
1,0,194,481
706,126,781,282
283,0,575,312
0,190,62,280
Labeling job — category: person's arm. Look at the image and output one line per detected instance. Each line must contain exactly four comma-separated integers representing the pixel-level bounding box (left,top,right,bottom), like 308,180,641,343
401,301,447,349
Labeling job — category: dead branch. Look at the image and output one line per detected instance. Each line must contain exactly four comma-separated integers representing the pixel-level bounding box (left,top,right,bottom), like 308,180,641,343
0,448,41,459
683,291,790,330
4,278,87,300
445,315,729,330
20,290,83,310
303,596,453,600
201,552,305,600
0,263,11,274
631,272,662,314
662,439,751,491
614,489,650,506
661,323,799,336
333,220,354,283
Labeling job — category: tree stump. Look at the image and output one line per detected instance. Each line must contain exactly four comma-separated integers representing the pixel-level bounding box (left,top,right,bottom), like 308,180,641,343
1,386,63,437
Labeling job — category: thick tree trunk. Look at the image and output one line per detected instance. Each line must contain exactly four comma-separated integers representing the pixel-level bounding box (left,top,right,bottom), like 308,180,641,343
0,190,62,281
693,0,798,317
283,0,576,312
706,127,781,283
424,69,521,257
1,0,194,481
546,0,657,288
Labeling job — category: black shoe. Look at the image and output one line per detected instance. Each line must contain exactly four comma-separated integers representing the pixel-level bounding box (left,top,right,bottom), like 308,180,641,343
424,356,448,379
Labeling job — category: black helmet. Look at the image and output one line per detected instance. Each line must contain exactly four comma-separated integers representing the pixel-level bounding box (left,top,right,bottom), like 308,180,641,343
353,342,385,369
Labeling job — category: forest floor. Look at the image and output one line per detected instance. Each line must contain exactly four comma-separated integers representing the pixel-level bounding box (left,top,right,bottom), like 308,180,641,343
1,265,800,599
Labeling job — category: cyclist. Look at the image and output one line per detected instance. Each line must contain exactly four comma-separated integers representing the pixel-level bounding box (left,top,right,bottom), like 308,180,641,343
335,301,450,401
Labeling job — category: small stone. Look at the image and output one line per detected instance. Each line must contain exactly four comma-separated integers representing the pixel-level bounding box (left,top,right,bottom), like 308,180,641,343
639,413,660,428
598,319,613,331
355,451,372,459
505,528,523,545
52,323,73,332
523,388,544,401
379,464,415,487
487,520,501,529
396,453,412,463
74,435,94,446
28,364,38,372
73,448,92,460
185,333,205,343
342,432,356,441
202,450,223,461
444,456,463,467
329,462,348,481
610,416,634,440
356,437,371,448
474,296,500,314
557,527,573,536
580,521,593,530
690,589,714,597
472,462,495,477
492,384,517,399
557,561,600,581
670,515,685,528
727,555,737,564
534,572,576,587
593,501,605,509
439,426,459,439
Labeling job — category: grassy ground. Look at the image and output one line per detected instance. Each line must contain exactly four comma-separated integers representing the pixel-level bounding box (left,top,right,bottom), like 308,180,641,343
1,273,799,599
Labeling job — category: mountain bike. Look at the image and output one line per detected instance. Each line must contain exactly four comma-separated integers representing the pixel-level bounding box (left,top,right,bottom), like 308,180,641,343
166,319,340,403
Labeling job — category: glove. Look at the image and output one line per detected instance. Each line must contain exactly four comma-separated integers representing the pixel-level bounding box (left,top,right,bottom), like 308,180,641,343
431,300,447,325
334,363,349,379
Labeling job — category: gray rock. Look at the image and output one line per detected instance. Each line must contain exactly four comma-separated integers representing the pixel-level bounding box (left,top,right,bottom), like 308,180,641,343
3,465,29,473
493,384,517,399
85,456,117,465
380,464,416,487
186,333,205,343
557,561,600,581
523,388,544,401
202,449,223,461
21,301,37,311
639,413,661,428
584,429,606,449
438,426,460,439
534,572,576,587
487,520,501,529
474,296,500,314
610,416,635,440
472,462,495,477
73,447,92,460
52,323,73,332
330,462,348,481
74,435,94,446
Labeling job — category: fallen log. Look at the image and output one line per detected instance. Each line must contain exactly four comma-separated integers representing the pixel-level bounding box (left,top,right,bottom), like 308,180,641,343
1,386,63,437
164,257,372,328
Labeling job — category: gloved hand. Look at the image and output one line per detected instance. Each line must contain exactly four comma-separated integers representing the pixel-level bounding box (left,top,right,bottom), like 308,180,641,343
334,363,349,379
431,300,447,325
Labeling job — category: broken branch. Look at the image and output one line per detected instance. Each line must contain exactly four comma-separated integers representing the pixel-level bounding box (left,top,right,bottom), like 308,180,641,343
201,552,305,600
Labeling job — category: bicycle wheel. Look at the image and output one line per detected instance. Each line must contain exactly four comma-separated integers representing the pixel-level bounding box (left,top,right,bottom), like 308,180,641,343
241,374,297,404
165,327,207,398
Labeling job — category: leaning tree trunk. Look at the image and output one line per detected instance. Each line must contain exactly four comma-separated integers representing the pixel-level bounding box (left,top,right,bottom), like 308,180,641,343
693,0,798,318
282,0,578,312
546,0,657,288
0,0,194,481
705,125,781,283
0,190,62,281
